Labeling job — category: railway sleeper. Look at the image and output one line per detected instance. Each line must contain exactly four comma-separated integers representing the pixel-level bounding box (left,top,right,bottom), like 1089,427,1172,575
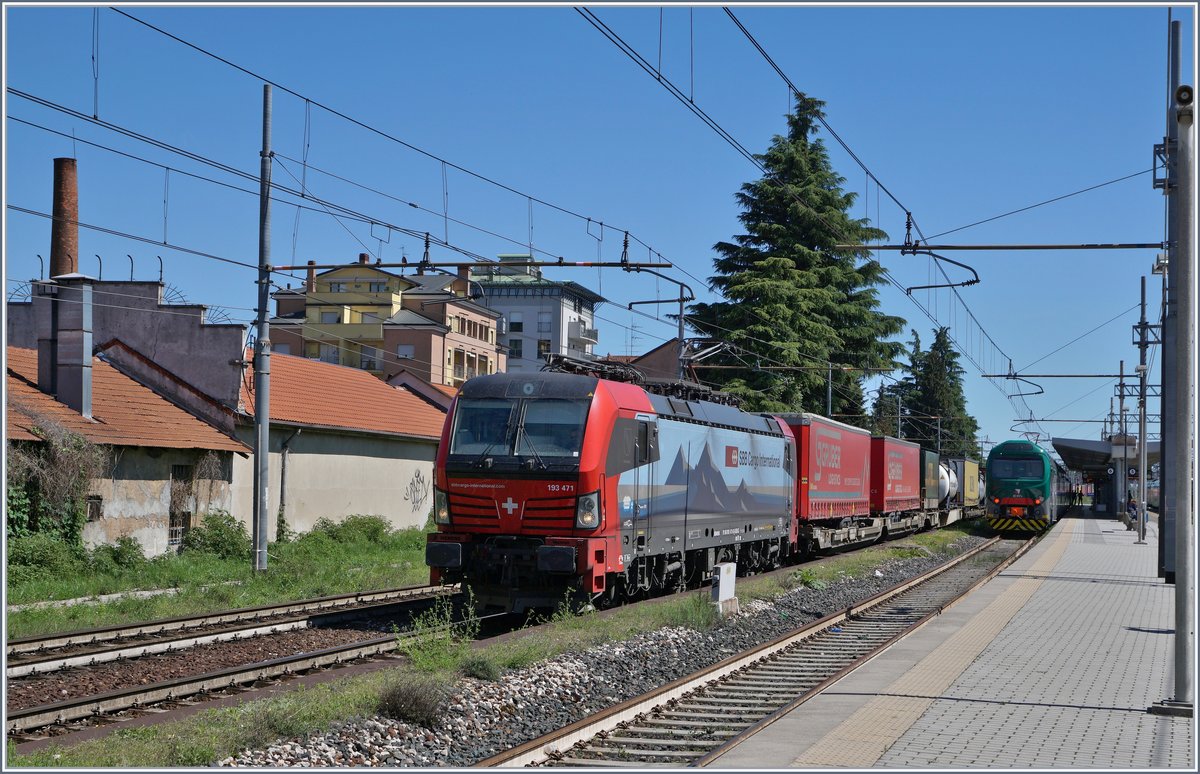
618,726,739,737
552,757,673,767
655,710,765,721
580,746,703,759
598,737,716,748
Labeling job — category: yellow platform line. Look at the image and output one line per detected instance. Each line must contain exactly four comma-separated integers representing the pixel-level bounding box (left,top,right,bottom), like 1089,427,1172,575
790,519,1076,768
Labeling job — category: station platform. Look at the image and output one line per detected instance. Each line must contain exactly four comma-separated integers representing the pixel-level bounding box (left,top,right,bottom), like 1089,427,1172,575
708,511,1195,769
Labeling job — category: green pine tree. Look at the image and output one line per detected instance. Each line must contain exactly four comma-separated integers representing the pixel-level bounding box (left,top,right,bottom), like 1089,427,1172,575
689,93,904,415
904,327,981,458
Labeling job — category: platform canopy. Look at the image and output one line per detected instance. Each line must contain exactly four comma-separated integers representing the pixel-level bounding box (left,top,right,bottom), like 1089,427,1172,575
1052,437,1160,476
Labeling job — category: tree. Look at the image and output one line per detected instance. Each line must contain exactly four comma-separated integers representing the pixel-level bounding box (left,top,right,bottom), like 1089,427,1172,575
872,327,980,458
689,93,905,415
870,330,923,437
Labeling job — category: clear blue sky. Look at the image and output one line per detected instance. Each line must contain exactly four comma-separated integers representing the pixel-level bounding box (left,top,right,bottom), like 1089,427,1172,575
4,4,1196,456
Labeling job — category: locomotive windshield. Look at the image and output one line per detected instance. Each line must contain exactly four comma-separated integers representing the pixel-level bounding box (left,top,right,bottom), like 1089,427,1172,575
448,397,589,467
990,457,1044,479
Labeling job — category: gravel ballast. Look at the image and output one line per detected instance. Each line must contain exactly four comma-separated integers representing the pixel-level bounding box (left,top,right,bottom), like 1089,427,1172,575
221,535,989,767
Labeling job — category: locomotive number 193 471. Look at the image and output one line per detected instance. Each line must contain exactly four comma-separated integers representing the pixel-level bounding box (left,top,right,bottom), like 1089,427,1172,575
546,483,576,493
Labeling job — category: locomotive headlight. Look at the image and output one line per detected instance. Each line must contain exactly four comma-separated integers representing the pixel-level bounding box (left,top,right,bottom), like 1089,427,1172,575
434,490,450,525
575,491,600,529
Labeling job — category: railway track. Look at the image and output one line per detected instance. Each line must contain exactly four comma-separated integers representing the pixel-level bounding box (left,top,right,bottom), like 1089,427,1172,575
476,534,1035,768
5,585,466,738
6,584,450,678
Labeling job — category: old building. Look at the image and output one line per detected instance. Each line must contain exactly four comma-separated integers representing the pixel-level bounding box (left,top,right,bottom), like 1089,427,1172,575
469,255,604,371
232,352,448,535
6,345,249,556
271,254,506,387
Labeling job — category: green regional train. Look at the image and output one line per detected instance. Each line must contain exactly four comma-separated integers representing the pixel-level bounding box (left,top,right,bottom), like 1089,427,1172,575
984,440,1070,532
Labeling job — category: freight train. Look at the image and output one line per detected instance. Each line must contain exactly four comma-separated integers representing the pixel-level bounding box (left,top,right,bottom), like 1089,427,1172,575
426,361,983,614
983,439,1070,532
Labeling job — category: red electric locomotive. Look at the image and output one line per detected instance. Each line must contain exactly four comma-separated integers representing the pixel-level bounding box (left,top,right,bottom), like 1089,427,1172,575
425,359,976,613
425,367,796,613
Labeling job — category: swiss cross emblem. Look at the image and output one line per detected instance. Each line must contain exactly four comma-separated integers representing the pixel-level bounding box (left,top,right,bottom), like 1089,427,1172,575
500,497,520,517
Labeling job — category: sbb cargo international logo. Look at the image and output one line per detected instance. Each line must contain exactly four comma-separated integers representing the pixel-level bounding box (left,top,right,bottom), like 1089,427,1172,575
726,446,739,467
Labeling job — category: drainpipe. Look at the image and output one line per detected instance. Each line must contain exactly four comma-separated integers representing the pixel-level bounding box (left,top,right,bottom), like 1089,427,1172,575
276,427,302,540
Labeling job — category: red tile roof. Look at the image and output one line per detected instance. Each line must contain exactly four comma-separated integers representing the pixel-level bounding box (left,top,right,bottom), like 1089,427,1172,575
5,347,249,453
240,353,446,440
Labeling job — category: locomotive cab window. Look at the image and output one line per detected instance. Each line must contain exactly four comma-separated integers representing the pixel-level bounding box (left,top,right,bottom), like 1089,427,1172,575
517,399,589,457
991,458,1044,479
449,399,514,454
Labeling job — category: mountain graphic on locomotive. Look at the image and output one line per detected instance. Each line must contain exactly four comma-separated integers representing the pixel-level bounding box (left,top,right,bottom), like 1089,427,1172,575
426,357,984,614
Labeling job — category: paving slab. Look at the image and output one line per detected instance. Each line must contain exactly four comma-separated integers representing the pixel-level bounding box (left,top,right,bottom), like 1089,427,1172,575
706,513,1194,769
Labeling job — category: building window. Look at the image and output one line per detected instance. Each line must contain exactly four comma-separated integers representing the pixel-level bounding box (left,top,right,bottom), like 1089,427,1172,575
86,495,103,522
320,311,340,324
396,344,415,359
538,339,551,358
537,311,552,333
274,343,291,355
509,338,524,359
169,465,194,548
368,281,388,292
328,282,347,293
509,312,523,332
573,297,583,313
360,346,380,371
169,510,191,548
319,344,340,363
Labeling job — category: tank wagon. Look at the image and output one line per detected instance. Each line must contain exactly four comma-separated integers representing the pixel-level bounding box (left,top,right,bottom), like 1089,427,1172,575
984,440,1069,531
427,362,983,613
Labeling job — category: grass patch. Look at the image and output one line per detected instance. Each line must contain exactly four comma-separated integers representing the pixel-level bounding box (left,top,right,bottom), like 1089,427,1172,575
7,521,987,767
6,516,434,640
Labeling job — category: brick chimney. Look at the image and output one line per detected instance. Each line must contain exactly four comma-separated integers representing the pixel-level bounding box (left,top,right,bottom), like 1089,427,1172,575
50,157,79,278
35,277,93,419
358,252,370,264
306,260,316,293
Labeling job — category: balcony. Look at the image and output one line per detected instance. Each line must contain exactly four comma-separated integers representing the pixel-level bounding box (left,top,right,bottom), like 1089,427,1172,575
568,320,599,345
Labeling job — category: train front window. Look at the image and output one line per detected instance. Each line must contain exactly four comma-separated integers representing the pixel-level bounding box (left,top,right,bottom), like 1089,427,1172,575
450,399,514,454
517,399,589,458
991,458,1044,479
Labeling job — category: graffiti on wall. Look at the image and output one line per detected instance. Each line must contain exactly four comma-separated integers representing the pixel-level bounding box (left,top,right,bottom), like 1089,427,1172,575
404,468,430,514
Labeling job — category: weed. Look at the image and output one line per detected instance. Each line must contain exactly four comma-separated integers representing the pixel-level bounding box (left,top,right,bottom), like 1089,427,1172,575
398,594,479,672
793,568,828,590
459,655,501,681
664,591,719,631
376,673,448,727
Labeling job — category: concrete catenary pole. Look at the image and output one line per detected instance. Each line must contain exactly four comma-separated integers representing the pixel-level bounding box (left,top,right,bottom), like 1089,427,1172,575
1160,19,1182,580
253,84,273,572
1168,82,1193,711
1137,277,1149,544
826,363,833,416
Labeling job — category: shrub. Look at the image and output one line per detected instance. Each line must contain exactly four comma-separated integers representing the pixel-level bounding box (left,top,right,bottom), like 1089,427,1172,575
7,532,84,577
311,514,392,544
98,536,147,569
376,674,448,727
459,655,500,682
181,510,250,559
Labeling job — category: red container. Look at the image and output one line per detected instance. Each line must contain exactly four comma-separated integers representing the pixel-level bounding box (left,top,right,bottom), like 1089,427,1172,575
777,414,872,521
870,436,921,513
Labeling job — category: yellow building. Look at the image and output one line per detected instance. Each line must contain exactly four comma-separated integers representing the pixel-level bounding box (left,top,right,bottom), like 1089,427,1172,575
271,254,506,386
